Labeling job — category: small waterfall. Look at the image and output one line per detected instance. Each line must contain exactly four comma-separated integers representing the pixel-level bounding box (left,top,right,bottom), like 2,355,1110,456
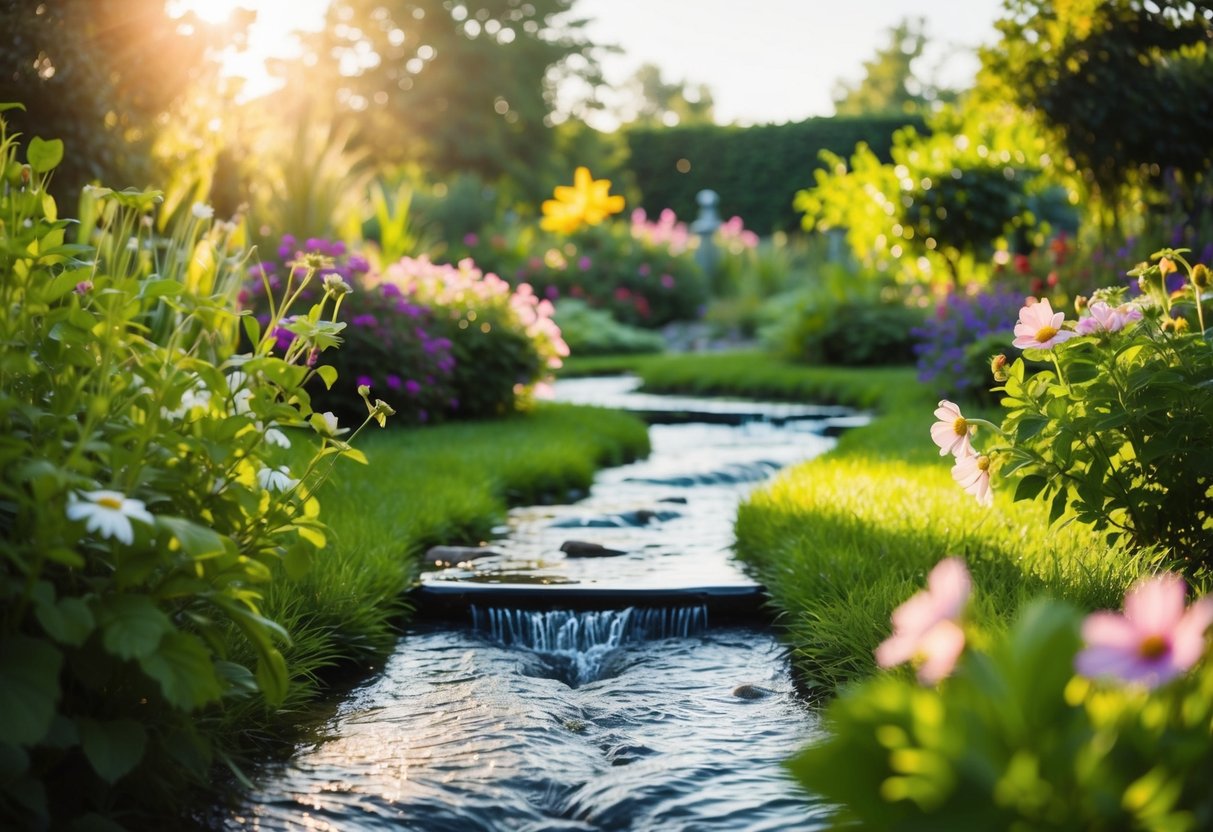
471,606,708,686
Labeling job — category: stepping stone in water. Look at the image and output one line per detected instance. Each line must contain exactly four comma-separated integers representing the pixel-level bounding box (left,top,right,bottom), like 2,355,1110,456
560,540,628,558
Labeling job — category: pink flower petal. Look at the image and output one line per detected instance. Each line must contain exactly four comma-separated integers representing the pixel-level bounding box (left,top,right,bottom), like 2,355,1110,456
1172,596,1213,669
927,558,971,619
1124,574,1187,634
915,620,966,684
1080,611,1141,649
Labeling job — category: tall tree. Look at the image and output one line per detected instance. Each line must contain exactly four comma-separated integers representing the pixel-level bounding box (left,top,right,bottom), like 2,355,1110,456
616,63,714,127
294,0,602,198
832,18,939,116
0,0,239,198
980,0,1213,218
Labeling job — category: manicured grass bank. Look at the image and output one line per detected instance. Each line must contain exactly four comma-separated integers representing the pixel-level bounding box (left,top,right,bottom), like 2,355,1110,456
603,351,1156,693
220,403,650,758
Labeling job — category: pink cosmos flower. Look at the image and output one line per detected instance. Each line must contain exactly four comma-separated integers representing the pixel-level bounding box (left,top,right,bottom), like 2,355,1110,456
951,453,993,507
930,400,974,457
1075,573,1213,689
875,557,972,684
1075,300,1143,335
1012,298,1077,350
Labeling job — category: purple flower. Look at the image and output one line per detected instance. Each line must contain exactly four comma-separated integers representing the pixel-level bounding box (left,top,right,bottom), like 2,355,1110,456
463,233,479,246
405,379,422,395
386,374,403,391
578,256,592,271
351,314,378,328
357,375,374,389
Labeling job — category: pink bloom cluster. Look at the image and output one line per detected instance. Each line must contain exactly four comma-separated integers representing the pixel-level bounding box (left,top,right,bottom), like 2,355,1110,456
379,256,568,372
931,400,992,507
876,558,972,684
716,215,759,252
1077,573,1213,689
630,208,694,255
1075,300,1143,336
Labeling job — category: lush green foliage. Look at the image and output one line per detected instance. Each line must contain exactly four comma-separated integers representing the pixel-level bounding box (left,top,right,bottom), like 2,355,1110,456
0,113,373,825
969,252,1213,569
552,299,667,356
767,294,925,367
625,115,924,234
981,0,1213,215
796,103,1057,284
793,596,1213,830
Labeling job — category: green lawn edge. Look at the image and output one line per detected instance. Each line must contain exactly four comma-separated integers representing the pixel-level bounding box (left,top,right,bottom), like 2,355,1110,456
581,351,1157,695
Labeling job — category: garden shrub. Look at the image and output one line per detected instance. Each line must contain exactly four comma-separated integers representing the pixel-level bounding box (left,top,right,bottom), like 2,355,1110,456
375,256,568,419
912,286,1026,402
552,299,666,356
246,235,457,426
0,111,373,827
767,293,925,367
937,250,1213,570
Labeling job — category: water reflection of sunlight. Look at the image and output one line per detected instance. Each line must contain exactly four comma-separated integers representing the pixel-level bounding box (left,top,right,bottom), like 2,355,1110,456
166,0,330,99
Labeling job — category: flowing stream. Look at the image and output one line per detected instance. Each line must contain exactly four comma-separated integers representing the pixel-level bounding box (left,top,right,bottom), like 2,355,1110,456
225,376,859,831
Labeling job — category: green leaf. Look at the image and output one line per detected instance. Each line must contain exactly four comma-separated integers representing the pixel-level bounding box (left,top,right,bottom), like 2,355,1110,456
0,103,27,113
139,278,184,301
157,515,229,561
137,631,223,711
254,648,289,707
34,595,96,647
97,595,172,660
0,637,63,745
1013,475,1048,503
27,137,64,173
78,718,147,784
241,313,261,349
44,267,95,302
1048,488,1069,525
315,364,338,390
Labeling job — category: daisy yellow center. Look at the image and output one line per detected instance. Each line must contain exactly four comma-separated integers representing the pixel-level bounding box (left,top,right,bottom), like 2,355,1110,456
1139,634,1168,659
97,496,124,510
976,456,990,472
1034,325,1059,343
952,417,968,436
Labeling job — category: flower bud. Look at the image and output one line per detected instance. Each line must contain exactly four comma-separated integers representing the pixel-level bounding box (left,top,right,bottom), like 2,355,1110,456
323,273,352,297
1159,256,1176,276
357,384,371,399
990,353,1008,383
1193,263,1210,289
1074,295,1088,313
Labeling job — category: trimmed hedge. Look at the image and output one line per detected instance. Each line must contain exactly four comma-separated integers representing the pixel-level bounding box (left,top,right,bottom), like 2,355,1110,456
624,115,925,234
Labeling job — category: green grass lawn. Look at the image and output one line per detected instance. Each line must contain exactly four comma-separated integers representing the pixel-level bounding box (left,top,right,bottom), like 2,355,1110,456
589,350,1163,694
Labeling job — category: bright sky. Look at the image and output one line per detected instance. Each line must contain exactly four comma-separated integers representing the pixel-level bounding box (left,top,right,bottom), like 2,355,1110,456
171,0,1007,124
574,0,1008,127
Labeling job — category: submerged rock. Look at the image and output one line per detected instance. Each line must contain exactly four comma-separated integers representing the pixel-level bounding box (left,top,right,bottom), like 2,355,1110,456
549,509,680,529
560,540,627,558
732,683,775,700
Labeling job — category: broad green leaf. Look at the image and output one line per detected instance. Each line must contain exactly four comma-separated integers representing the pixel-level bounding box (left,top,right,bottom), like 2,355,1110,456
137,631,223,711
44,267,95,302
315,364,338,390
0,637,62,745
27,137,64,173
139,278,184,301
0,103,26,113
97,595,172,660
295,524,326,549
157,515,228,560
241,313,261,349
78,718,147,784
1013,475,1048,503
255,647,289,707
34,596,95,647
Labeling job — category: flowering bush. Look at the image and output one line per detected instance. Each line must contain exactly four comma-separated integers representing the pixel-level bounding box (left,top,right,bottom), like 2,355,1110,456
912,286,1027,403
0,111,377,826
375,256,568,418
935,249,1213,569
791,562,1213,830
767,293,925,367
247,235,456,426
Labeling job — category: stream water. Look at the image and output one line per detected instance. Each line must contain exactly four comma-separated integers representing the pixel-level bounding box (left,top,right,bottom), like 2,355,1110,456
225,376,858,831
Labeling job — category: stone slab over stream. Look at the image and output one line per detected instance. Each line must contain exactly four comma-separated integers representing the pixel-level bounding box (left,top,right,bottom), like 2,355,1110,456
225,377,862,831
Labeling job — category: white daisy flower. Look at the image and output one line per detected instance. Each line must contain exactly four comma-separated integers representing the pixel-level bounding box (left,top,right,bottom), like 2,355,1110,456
191,202,214,220
262,422,292,449
66,490,154,546
163,384,211,420
256,466,299,493
316,411,348,437
227,371,253,415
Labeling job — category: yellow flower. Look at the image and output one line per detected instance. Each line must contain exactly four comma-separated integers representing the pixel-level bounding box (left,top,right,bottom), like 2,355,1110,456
540,166,625,234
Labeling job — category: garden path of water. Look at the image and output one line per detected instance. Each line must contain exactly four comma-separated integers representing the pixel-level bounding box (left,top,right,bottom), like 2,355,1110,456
226,376,862,831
